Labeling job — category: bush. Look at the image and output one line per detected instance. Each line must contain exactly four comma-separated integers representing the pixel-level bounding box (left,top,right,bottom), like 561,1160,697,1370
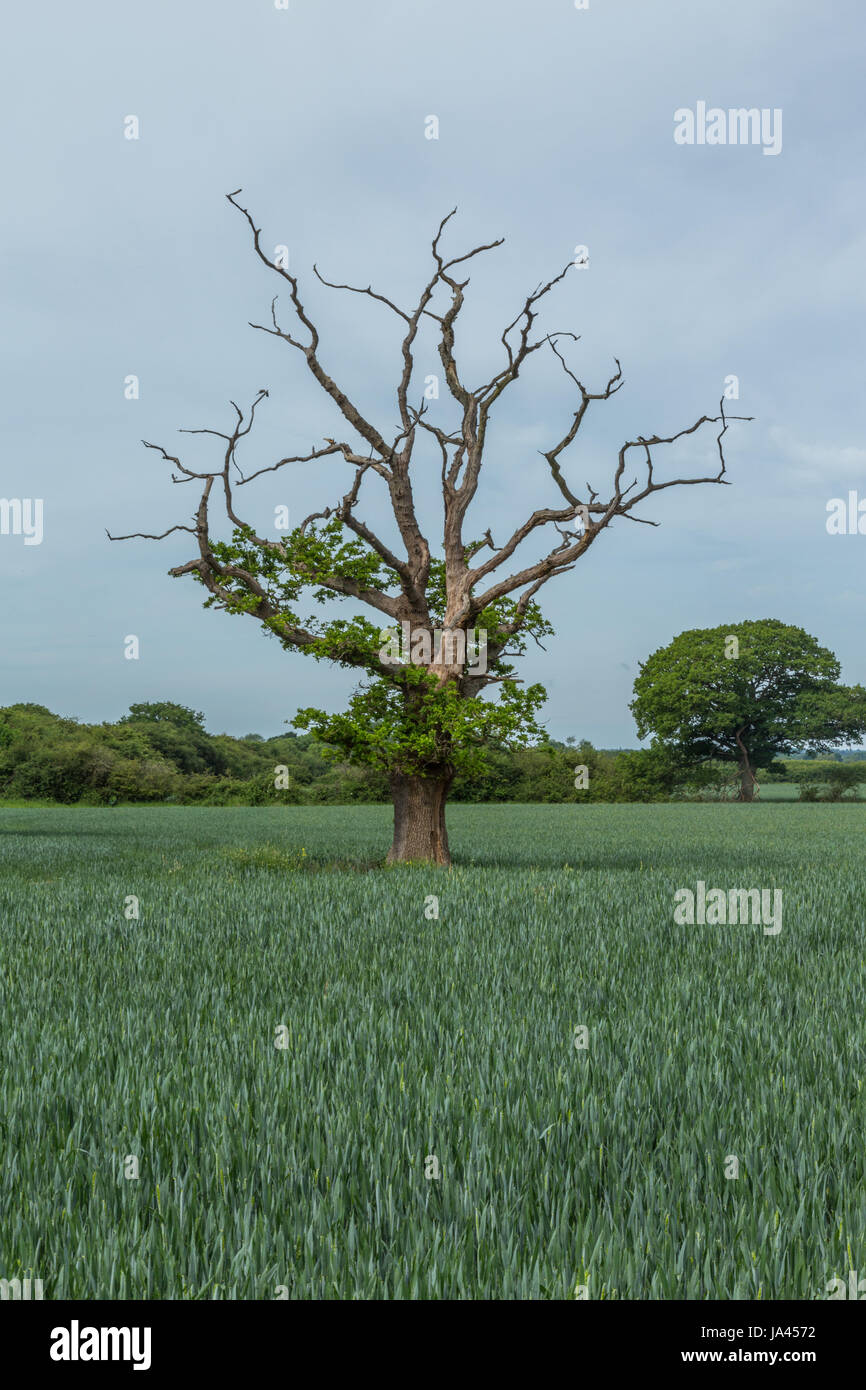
796,763,863,802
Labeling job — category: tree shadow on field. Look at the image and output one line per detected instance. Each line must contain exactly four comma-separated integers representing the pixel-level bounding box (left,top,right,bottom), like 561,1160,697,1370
0,824,134,841
453,846,801,874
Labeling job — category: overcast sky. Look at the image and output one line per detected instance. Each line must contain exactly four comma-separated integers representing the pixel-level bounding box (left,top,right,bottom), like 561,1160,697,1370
2,0,865,744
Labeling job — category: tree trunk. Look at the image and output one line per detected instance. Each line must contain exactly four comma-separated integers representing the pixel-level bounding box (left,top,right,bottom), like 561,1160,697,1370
387,770,453,864
735,728,757,802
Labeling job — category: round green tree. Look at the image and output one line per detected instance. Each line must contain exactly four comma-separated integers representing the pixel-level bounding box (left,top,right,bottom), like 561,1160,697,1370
630,619,866,800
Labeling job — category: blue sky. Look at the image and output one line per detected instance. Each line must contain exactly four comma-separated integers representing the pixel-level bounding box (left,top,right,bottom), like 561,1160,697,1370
2,0,865,744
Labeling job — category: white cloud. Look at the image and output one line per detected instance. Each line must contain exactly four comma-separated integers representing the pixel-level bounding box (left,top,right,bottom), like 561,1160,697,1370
768,427,866,481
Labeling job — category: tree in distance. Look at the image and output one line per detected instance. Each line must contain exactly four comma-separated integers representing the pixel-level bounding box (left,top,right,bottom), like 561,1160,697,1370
110,192,749,862
630,619,866,801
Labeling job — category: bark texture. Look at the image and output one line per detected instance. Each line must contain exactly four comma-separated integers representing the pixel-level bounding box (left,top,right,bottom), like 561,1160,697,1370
387,771,453,865
735,728,758,801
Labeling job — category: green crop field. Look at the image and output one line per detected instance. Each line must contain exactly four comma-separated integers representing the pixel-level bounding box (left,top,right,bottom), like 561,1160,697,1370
1,803,863,1299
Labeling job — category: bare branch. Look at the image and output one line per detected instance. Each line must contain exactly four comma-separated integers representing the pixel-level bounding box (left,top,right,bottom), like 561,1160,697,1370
467,399,751,617
111,393,407,627
312,265,411,324
106,523,198,542
228,188,393,462
115,202,752,707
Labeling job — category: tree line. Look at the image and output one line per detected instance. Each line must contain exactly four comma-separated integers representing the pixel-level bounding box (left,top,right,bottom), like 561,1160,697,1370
1,696,863,807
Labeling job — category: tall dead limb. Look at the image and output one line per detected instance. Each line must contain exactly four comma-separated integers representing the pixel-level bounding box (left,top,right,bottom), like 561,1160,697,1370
110,193,751,695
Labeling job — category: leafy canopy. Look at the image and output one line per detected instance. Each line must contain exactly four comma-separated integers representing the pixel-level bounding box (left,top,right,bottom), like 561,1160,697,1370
630,619,866,768
204,520,553,776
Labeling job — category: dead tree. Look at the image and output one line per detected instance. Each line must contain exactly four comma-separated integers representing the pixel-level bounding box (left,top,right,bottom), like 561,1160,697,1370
110,192,750,863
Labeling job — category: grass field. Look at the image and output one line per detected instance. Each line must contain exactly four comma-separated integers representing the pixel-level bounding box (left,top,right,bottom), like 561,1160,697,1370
1,803,864,1299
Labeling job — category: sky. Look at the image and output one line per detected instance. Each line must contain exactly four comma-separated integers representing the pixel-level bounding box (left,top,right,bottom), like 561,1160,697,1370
2,0,865,745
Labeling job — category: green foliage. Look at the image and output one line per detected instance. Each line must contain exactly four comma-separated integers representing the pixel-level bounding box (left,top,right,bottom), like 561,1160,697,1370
122,702,207,731
295,674,548,779
631,619,866,775
185,519,561,780
1,802,864,1297
450,741,679,804
0,704,282,805
3,702,858,806
795,762,864,802
202,518,399,653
